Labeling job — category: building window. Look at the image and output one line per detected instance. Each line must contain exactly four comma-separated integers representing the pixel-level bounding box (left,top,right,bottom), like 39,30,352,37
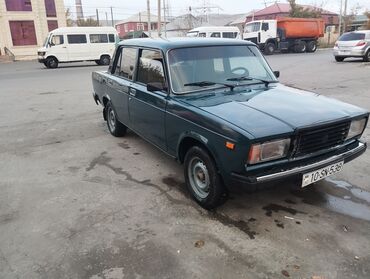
44,0,57,17
124,24,128,32
5,0,32,11
67,34,87,44
47,20,58,32
9,21,37,46
137,23,144,31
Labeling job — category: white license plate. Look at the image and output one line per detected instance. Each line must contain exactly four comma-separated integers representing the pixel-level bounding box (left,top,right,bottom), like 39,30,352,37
339,50,349,55
301,161,344,187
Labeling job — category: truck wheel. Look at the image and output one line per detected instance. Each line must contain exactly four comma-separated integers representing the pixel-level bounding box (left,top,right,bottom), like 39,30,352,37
306,41,317,52
46,57,58,69
264,42,275,55
363,50,370,62
335,56,345,62
184,146,227,209
99,55,110,66
294,41,306,53
105,101,127,137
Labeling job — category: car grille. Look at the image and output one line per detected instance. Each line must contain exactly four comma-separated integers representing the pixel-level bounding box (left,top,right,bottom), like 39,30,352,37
294,121,351,157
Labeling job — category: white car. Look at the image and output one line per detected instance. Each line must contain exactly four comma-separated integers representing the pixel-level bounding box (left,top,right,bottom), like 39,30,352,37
38,26,118,68
333,30,370,62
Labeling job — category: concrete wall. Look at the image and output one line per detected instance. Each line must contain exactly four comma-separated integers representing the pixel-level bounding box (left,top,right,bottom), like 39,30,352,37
0,0,66,60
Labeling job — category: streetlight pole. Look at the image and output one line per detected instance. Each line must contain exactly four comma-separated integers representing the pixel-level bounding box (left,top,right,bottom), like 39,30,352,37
338,0,343,35
147,0,151,37
158,0,162,37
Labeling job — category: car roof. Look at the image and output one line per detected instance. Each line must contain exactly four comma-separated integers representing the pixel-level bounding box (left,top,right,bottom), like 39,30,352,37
118,37,255,51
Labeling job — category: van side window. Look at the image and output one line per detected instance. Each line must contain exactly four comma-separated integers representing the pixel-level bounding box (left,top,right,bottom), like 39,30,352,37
90,34,108,43
210,32,221,38
116,48,136,80
222,32,236,38
199,33,206,37
108,34,115,43
137,49,165,86
67,34,87,44
51,35,64,45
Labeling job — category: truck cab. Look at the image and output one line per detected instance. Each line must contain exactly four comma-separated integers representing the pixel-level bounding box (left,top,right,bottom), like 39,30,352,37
243,20,277,47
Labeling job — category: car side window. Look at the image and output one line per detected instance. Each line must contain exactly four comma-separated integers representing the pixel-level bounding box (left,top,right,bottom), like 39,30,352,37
137,49,165,87
113,47,137,80
113,48,123,76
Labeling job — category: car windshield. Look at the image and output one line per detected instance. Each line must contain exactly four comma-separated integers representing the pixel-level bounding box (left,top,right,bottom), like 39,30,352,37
168,45,277,94
339,32,365,41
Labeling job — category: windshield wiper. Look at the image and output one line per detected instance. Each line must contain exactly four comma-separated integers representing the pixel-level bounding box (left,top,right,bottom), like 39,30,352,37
184,81,234,90
226,76,277,86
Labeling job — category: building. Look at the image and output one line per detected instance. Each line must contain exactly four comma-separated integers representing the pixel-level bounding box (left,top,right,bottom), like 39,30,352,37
115,11,167,38
0,0,66,60
347,15,370,31
245,3,339,28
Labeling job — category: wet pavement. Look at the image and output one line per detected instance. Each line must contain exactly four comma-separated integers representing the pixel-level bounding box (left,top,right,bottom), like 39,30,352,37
1,50,370,279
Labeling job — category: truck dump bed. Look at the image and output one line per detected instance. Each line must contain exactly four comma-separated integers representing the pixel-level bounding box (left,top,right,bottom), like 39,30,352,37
277,17,324,39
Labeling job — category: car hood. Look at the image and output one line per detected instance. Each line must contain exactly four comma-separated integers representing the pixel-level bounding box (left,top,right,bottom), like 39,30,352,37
177,84,368,139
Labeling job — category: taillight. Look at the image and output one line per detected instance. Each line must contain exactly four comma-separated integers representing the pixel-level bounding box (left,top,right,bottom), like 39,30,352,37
356,41,366,46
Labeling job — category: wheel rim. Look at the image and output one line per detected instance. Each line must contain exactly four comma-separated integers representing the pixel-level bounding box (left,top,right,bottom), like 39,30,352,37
268,45,274,53
50,59,56,67
108,107,116,131
103,57,109,65
188,157,210,199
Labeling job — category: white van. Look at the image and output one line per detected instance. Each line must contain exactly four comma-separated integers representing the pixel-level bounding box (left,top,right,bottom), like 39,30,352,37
38,27,118,68
186,26,241,39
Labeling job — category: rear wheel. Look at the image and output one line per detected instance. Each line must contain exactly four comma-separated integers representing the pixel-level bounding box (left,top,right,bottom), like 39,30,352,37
335,56,345,62
306,40,317,52
105,101,127,137
294,41,306,53
46,57,58,69
364,50,370,62
184,146,227,209
264,42,276,55
99,55,110,66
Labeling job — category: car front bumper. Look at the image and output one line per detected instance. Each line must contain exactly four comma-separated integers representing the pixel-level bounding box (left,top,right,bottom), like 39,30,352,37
231,141,366,185
333,48,367,57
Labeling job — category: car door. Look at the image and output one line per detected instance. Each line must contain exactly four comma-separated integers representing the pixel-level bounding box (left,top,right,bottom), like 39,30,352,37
106,46,137,126
129,48,168,150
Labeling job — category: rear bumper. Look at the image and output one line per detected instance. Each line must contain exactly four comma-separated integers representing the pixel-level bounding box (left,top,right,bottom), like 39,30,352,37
231,141,366,185
333,48,366,57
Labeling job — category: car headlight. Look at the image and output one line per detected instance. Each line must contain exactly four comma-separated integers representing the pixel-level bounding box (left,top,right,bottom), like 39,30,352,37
248,138,291,165
346,118,367,140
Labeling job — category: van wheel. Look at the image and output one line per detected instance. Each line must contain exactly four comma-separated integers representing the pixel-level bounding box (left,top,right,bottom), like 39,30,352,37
184,146,227,209
46,57,58,69
294,41,306,53
364,50,370,62
105,101,127,137
95,60,101,65
264,42,275,55
99,55,110,66
306,41,317,52
335,56,345,62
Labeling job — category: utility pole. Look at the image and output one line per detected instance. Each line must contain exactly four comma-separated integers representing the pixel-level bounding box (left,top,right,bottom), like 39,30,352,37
158,0,162,37
110,6,114,27
105,12,108,26
163,0,167,37
147,0,151,36
338,0,343,35
96,9,99,26
343,0,348,33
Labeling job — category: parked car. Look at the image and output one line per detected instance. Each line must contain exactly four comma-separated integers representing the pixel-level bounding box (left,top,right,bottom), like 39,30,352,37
333,30,370,62
92,38,368,209
38,27,119,68
187,26,241,39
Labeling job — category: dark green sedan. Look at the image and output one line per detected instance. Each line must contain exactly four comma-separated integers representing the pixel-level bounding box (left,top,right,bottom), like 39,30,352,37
92,38,368,209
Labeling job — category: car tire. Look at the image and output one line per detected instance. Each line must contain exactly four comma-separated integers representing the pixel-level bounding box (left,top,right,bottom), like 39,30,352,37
184,146,227,209
363,50,370,62
264,42,275,55
105,101,127,137
335,56,345,62
306,41,317,52
46,57,58,69
294,41,306,53
99,55,110,66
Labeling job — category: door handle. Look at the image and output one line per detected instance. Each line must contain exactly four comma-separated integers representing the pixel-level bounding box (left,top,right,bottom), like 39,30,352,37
129,88,136,96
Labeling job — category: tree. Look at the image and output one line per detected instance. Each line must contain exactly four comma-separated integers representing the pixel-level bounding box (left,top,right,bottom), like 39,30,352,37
365,11,370,29
65,8,74,27
76,18,100,27
288,0,322,18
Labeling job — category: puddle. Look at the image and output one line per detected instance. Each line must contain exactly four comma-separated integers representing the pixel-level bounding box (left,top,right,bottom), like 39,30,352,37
292,178,370,222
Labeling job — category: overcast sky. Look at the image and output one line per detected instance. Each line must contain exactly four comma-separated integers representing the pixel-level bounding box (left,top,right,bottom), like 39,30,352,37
64,0,370,20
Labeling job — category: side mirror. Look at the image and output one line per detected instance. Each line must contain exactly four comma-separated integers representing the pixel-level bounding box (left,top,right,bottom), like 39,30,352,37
147,82,167,92
273,71,280,78
48,41,55,47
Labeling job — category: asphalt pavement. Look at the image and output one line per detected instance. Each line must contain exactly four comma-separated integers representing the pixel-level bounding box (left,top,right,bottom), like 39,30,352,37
0,50,370,279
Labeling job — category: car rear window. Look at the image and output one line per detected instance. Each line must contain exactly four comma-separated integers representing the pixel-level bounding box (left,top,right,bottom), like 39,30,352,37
339,33,365,41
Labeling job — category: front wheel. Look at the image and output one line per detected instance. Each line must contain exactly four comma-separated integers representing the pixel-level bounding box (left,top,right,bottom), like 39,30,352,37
335,56,345,62
105,102,127,137
184,146,227,209
364,50,370,62
46,57,58,69
264,42,275,55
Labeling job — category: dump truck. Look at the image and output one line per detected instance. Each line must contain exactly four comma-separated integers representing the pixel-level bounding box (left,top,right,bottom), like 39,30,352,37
243,17,325,55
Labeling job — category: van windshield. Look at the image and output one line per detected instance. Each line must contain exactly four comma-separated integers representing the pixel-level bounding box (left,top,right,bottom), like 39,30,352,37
43,34,51,47
168,45,277,94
